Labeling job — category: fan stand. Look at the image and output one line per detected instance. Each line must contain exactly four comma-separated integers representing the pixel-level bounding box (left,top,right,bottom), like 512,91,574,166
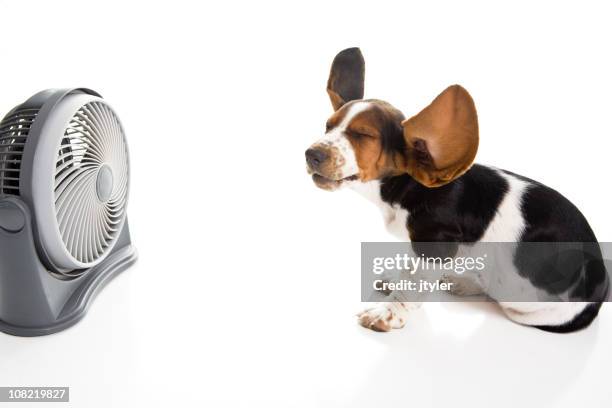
0,197,137,336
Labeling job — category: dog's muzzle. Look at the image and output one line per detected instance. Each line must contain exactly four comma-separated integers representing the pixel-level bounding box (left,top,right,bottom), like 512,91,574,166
305,145,358,191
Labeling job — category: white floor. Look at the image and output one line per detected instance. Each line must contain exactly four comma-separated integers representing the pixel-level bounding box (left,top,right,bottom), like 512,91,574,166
1,260,610,407
1,2,612,405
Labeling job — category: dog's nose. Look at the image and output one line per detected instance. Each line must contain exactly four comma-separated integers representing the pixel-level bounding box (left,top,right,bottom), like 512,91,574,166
305,148,328,169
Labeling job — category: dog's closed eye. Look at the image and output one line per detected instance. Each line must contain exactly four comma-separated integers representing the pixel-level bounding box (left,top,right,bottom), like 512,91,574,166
347,130,375,140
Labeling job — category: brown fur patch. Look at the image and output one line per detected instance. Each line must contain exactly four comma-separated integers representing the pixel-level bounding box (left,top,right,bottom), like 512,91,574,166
341,100,406,181
402,85,479,187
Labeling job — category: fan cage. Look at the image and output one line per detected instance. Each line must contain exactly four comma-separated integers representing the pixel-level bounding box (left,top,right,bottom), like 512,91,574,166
54,101,129,265
0,108,39,195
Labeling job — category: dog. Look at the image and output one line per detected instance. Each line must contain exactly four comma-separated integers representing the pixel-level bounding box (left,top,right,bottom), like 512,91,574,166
306,48,609,333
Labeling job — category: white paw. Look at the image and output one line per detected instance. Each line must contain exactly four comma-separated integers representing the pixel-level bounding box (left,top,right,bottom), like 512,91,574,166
357,303,408,332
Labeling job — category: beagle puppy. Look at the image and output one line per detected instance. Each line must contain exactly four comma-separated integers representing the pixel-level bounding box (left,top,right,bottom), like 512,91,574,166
306,48,608,333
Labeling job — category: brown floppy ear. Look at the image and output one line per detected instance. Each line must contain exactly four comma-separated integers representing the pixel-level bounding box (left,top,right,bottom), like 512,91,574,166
327,48,365,111
401,85,479,187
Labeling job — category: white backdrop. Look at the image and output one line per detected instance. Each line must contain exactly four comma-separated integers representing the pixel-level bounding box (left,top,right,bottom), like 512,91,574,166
0,1,611,407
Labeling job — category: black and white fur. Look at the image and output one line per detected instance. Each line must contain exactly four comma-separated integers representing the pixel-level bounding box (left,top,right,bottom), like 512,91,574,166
307,49,608,333
348,163,607,333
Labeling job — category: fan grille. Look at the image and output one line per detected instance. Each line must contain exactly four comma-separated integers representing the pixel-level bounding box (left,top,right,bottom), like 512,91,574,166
54,102,129,264
0,108,39,195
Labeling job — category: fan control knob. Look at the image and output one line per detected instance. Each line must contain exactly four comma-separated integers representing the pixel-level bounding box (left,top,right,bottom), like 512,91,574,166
0,201,26,233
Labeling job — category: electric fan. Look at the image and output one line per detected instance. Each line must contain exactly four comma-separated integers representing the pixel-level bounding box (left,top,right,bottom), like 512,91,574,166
0,88,136,336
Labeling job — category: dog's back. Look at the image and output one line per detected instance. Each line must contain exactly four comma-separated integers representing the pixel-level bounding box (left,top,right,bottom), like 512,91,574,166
376,164,608,332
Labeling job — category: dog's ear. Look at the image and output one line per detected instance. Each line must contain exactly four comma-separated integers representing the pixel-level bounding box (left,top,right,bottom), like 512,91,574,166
327,48,365,111
401,85,479,187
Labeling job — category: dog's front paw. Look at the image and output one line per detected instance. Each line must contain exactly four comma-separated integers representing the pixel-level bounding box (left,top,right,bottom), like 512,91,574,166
357,303,407,332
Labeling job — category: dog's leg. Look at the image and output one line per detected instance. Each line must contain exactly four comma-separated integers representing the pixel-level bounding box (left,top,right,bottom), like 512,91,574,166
357,302,421,332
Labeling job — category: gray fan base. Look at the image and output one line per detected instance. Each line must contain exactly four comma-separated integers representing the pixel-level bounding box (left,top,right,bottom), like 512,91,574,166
0,197,137,337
